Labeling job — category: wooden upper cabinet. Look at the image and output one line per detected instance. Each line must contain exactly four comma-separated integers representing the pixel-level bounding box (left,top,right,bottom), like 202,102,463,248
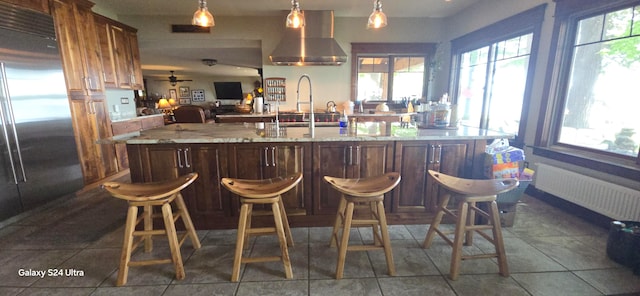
51,0,104,97
94,14,143,90
2,0,49,14
127,30,144,89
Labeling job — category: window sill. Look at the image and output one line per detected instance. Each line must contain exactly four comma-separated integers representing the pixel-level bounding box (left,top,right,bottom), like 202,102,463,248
531,145,640,181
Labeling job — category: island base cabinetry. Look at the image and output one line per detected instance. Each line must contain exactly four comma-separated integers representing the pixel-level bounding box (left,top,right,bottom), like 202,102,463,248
127,144,231,229
126,139,487,229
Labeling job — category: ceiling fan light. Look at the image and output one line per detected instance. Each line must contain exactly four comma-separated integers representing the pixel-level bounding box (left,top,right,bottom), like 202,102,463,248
367,0,387,29
286,0,304,28
192,0,215,27
170,81,177,86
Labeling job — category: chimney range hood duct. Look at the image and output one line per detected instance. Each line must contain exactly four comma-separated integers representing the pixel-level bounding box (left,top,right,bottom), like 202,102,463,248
269,10,347,66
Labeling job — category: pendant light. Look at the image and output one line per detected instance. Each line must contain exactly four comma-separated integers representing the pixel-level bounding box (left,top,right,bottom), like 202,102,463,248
286,0,305,29
192,0,215,27
367,0,387,29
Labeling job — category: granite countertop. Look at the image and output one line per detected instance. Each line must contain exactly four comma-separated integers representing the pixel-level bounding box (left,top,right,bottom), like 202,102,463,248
106,121,512,144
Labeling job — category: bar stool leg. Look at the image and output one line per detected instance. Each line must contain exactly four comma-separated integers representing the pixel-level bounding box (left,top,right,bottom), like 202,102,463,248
489,200,509,277
465,201,477,246
278,199,294,247
449,201,469,280
423,193,451,248
174,193,201,249
161,202,185,280
370,201,382,246
232,203,250,282
376,200,395,276
143,205,153,252
336,201,355,280
330,195,347,248
117,205,139,286
272,201,293,279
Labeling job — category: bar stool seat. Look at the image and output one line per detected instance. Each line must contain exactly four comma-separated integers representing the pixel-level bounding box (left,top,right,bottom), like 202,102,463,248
422,170,518,280
102,173,201,286
221,173,302,282
324,172,401,279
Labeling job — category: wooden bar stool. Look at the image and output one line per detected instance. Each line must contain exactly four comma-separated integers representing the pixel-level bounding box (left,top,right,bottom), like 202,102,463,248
324,172,401,279
422,170,518,280
221,173,302,282
102,173,201,286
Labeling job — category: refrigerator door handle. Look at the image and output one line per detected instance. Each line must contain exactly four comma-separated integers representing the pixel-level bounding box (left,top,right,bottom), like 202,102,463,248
0,63,22,183
0,63,26,182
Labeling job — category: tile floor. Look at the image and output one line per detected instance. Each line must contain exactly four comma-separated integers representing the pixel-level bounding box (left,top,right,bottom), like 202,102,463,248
0,180,639,296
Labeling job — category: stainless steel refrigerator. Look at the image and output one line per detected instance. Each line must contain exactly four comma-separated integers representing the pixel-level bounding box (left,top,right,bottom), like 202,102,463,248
0,4,83,221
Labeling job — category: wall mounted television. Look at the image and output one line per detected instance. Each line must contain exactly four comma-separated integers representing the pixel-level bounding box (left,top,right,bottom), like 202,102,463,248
213,82,244,100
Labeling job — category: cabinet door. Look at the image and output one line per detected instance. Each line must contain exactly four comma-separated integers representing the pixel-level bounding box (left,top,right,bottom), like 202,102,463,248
109,24,134,89
94,15,117,88
130,144,231,228
229,143,310,215
127,30,144,90
313,142,350,215
187,145,230,227
92,98,117,176
393,140,474,213
68,98,115,183
313,141,393,215
51,0,104,95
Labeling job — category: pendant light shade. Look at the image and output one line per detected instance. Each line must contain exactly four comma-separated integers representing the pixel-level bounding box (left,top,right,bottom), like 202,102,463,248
286,0,305,28
192,0,215,27
367,0,387,29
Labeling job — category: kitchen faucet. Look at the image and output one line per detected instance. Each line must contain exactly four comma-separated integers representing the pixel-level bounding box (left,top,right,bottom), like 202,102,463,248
296,74,315,137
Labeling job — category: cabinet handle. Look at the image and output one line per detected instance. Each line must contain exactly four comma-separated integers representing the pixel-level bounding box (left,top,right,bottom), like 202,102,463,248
271,147,276,167
429,145,435,164
184,148,191,168
177,148,183,168
264,147,270,167
354,146,361,165
435,145,442,164
348,146,353,165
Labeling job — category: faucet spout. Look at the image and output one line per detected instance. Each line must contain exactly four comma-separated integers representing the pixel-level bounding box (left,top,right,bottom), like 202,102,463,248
296,74,314,137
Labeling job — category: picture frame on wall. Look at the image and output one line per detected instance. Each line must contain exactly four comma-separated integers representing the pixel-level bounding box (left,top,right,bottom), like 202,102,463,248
191,89,205,102
179,98,191,105
179,86,190,98
169,89,177,100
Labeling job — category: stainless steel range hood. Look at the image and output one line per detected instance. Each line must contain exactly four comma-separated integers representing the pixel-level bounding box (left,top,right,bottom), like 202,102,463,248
269,10,347,66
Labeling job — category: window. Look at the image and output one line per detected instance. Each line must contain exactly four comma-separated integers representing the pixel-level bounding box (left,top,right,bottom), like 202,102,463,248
456,33,533,136
535,0,640,179
450,5,546,146
555,4,640,158
351,43,435,103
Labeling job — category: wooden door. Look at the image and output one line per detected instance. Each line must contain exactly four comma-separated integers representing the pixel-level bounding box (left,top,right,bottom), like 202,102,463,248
109,24,133,89
229,143,310,215
313,142,350,215
68,98,101,183
186,145,230,228
91,98,117,177
94,15,117,88
393,140,475,213
51,0,104,95
127,30,144,89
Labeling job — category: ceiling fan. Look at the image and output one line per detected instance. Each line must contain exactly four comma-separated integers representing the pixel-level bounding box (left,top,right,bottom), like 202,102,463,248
156,70,192,86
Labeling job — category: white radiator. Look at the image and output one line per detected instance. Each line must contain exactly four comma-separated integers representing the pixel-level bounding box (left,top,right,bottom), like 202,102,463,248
535,163,640,221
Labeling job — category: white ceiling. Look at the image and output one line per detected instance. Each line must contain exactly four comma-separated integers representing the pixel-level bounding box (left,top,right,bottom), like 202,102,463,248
91,0,481,79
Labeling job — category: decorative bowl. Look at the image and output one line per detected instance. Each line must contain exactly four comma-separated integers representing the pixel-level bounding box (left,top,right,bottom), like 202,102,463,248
235,104,252,113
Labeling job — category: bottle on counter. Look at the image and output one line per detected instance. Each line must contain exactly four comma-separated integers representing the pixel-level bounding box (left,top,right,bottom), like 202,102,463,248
339,110,349,128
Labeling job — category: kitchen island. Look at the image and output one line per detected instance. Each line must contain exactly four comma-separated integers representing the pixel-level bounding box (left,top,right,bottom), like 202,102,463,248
119,122,511,229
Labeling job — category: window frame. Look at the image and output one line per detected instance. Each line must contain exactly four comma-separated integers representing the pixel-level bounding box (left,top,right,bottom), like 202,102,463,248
350,43,436,103
534,0,640,181
449,4,547,147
